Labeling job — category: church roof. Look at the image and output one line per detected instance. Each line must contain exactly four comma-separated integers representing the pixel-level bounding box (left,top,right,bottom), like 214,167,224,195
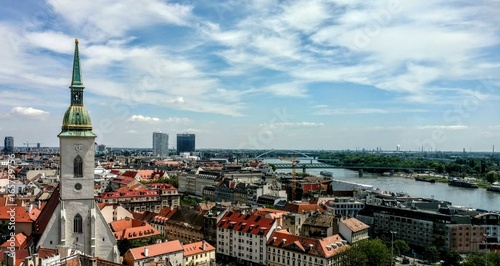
34,185,60,235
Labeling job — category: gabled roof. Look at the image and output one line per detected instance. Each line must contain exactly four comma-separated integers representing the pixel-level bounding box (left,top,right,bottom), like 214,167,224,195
183,241,215,257
0,232,28,249
340,218,369,232
0,206,35,223
282,202,324,214
110,218,160,240
268,230,349,258
0,249,29,266
217,211,276,236
127,240,183,260
166,207,205,230
34,185,60,235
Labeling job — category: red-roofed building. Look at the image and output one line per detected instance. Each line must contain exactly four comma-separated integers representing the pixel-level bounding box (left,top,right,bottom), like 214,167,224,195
0,206,37,236
97,184,179,213
123,240,184,266
0,249,29,266
267,229,350,266
110,217,160,241
0,233,31,251
217,211,278,265
150,206,177,235
183,240,215,266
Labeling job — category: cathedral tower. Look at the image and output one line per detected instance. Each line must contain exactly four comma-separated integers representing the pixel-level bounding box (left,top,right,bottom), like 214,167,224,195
37,40,118,262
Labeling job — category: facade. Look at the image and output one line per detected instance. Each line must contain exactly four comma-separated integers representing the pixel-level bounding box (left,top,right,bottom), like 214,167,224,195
301,213,337,238
35,39,119,262
123,240,184,266
183,241,216,266
217,212,278,266
177,133,195,154
152,132,169,157
164,206,205,244
267,229,349,266
324,197,365,217
338,218,369,244
3,136,14,154
178,171,222,196
97,183,180,212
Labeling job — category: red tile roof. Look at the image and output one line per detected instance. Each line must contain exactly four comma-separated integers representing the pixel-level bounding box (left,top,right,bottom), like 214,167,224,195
110,218,160,240
0,249,29,266
128,240,183,260
183,241,215,257
268,230,349,258
0,206,35,223
217,212,276,236
282,202,325,214
99,190,159,199
0,233,28,249
37,247,58,258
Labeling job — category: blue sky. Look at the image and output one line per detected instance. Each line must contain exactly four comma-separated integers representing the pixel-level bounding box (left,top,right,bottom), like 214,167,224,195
1,0,500,151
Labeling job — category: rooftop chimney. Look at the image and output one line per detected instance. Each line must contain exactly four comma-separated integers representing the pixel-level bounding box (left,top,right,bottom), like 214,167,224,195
202,241,206,251
144,248,149,257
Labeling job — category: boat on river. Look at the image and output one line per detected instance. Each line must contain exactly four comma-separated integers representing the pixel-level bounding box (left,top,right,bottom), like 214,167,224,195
415,176,436,183
320,171,333,178
487,185,500,192
448,178,478,188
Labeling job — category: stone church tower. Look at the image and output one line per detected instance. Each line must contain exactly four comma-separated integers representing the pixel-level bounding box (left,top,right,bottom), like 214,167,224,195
36,39,119,262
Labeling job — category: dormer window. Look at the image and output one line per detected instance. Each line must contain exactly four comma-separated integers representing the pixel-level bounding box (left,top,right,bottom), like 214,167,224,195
74,155,83,177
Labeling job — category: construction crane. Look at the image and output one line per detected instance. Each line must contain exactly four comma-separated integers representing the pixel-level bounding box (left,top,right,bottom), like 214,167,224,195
279,153,300,201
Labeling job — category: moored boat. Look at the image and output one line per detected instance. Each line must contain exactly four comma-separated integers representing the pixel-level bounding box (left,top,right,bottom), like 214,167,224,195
415,176,436,183
448,178,478,188
320,171,333,177
487,185,500,192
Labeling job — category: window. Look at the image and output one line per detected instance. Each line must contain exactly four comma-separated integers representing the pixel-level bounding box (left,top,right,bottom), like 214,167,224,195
74,155,83,177
74,214,83,233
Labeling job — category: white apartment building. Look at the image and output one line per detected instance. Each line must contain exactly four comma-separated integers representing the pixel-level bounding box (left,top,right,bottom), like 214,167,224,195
217,212,278,266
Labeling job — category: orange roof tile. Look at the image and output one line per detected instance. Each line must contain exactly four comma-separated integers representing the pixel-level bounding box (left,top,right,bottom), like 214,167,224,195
0,206,35,223
128,240,183,260
282,202,324,214
183,241,215,257
217,212,276,236
0,233,28,249
268,230,349,258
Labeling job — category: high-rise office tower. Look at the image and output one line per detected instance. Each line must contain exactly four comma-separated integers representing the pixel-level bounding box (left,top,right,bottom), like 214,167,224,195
177,133,195,154
153,132,169,157
3,136,14,154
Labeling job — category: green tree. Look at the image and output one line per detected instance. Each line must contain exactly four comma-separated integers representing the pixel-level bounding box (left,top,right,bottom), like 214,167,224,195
423,246,440,263
485,171,498,183
441,250,462,266
345,239,390,266
117,238,131,256
393,239,410,256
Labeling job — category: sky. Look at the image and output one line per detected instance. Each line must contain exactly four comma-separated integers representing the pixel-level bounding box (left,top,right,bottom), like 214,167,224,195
1,0,500,152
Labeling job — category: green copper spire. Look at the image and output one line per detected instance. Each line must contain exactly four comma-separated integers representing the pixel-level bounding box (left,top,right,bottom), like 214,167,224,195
59,39,95,137
71,38,83,88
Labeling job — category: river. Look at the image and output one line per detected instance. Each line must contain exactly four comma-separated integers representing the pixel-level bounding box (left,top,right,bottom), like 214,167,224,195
264,159,500,211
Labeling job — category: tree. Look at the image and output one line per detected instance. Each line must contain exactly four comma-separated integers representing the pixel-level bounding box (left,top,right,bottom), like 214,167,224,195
117,238,131,256
463,252,500,266
441,250,462,266
393,239,409,256
423,246,440,263
345,239,390,266
485,171,498,184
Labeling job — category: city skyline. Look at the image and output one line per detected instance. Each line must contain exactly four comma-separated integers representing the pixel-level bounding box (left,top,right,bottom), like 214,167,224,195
1,1,500,151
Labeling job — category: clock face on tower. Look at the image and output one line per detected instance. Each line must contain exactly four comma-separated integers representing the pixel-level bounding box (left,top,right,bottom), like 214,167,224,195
74,183,82,190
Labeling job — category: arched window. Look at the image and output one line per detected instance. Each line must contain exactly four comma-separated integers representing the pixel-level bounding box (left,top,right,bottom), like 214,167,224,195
74,214,83,233
74,155,83,177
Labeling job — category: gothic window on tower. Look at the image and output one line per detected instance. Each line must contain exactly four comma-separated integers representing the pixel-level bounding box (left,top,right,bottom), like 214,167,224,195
74,155,83,177
74,214,83,233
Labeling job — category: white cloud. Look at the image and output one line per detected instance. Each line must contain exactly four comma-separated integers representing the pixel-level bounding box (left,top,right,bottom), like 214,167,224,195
165,117,192,124
313,107,427,115
260,122,324,128
47,0,194,39
127,115,160,123
10,106,49,117
417,125,468,130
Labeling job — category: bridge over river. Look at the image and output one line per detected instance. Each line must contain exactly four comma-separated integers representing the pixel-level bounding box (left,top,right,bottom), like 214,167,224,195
271,162,434,176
